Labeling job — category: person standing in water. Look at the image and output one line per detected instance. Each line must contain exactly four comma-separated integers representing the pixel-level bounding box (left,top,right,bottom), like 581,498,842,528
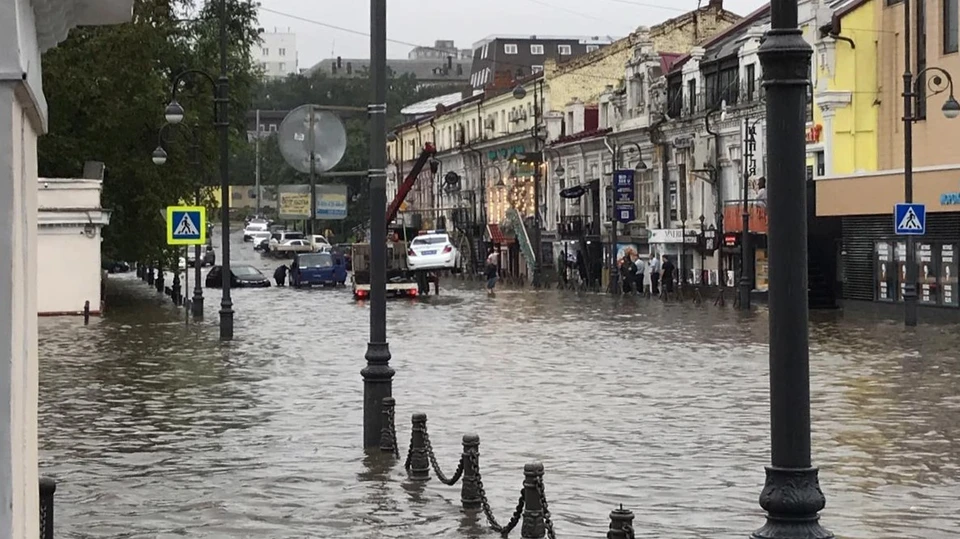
485,248,499,295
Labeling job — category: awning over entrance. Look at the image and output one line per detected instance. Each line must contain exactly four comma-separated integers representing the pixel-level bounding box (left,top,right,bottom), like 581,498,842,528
486,223,514,245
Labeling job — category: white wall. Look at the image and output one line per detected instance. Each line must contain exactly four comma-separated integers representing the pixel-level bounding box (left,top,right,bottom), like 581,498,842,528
0,84,40,539
257,32,297,78
37,228,102,314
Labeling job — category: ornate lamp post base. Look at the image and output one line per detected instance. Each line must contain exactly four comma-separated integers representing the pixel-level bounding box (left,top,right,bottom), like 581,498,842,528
752,466,833,539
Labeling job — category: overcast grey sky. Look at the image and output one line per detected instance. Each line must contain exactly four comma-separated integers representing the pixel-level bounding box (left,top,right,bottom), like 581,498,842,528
256,0,769,70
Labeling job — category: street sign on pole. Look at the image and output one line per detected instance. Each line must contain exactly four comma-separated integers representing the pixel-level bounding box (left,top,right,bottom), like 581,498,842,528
894,203,926,235
166,205,207,245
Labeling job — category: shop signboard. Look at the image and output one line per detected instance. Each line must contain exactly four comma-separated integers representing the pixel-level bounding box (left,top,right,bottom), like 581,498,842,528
315,184,348,220
278,184,311,220
876,241,895,302
918,243,937,304
942,244,958,305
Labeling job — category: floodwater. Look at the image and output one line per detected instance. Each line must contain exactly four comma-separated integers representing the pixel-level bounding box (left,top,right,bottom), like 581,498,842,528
38,229,960,538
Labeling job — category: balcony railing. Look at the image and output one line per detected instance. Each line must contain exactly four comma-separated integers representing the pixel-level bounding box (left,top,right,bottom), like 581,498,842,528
559,215,600,239
666,79,766,119
722,199,768,234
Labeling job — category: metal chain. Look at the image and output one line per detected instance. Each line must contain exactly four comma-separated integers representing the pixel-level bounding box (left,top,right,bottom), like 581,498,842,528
423,430,463,486
471,452,524,535
537,476,557,539
404,425,415,470
387,406,400,459
622,524,636,539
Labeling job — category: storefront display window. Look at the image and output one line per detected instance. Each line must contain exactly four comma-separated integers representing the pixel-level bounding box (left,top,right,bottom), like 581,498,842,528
876,241,895,301
942,244,958,306
917,243,938,304
754,248,769,291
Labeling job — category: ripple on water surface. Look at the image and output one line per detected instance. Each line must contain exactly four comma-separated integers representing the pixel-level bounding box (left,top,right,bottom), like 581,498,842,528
38,232,960,538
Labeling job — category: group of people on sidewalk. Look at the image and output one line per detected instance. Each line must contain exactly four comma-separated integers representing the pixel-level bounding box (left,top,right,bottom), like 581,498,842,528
617,249,678,296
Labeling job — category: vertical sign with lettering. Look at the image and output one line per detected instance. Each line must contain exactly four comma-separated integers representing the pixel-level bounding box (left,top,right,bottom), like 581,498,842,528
877,241,893,301
896,241,907,302
942,244,958,306
613,170,636,223
917,243,937,304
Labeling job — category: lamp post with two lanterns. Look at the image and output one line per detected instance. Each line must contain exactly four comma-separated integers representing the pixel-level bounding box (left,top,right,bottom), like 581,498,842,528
160,0,233,340
152,124,206,318
900,0,960,326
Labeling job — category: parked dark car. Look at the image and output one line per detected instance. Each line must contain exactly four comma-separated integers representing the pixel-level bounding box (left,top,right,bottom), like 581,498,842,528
102,260,130,273
290,252,348,288
204,264,271,288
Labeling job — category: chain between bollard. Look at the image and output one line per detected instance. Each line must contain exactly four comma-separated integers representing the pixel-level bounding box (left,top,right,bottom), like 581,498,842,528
470,452,524,535
622,524,635,539
379,399,401,459
423,428,463,486
537,476,557,539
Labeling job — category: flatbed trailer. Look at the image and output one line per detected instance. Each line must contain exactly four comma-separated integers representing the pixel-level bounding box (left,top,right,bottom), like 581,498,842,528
351,242,419,300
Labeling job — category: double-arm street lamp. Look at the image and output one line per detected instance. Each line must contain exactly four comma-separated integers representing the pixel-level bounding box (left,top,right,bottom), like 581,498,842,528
152,123,206,318
901,0,960,326
512,80,545,288
162,0,233,341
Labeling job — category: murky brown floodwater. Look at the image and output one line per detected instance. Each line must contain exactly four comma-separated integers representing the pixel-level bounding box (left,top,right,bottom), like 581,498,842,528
38,229,960,538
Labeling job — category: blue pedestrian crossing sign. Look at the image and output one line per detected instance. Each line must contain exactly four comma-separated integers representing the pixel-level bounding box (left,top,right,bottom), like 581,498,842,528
166,205,207,245
894,203,926,235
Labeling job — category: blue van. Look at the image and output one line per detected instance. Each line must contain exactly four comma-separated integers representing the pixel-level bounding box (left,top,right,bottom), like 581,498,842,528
290,251,347,288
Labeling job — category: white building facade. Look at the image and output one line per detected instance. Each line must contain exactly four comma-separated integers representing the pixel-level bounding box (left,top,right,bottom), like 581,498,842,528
37,178,111,315
256,29,297,78
0,0,133,536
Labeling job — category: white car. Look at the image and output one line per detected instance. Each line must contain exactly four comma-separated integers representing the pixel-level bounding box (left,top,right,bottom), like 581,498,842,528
243,222,268,241
249,230,271,247
406,232,459,271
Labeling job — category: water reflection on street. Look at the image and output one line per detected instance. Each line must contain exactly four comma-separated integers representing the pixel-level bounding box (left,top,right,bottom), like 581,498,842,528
38,230,960,538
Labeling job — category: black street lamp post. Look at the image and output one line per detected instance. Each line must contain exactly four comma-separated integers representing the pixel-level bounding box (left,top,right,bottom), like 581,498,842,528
605,140,647,294
362,0,393,449
163,0,233,340
901,0,960,326
753,0,832,537
153,124,206,317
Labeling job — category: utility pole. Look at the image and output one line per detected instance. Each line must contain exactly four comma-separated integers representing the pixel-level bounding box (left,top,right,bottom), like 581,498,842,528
255,108,261,216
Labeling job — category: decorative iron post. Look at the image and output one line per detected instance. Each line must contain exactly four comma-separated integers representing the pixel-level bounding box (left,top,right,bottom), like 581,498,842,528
407,413,430,480
520,462,545,539
606,505,634,539
379,397,397,454
753,0,833,538
147,264,155,285
155,260,164,293
362,0,395,448
460,434,481,509
39,476,56,539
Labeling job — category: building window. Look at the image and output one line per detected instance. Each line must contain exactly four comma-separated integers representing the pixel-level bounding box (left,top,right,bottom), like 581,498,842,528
687,79,697,114
505,43,519,54
269,124,277,132
704,72,718,108
946,0,959,53
746,63,757,101
586,45,599,52
279,48,286,56
481,43,489,58
279,62,286,72
261,47,269,56
531,44,544,55
259,123,265,132
558,44,573,55
667,78,682,117
532,65,544,74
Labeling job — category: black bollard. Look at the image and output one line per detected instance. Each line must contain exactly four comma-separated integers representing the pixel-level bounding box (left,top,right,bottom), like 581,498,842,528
521,462,545,539
460,433,481,510
155,262,165,294
408,413,430,480
172,271,181,306
607,505,635,539
379,397,398,455
147,266,155,285
83,301,90,325
39,476,56,539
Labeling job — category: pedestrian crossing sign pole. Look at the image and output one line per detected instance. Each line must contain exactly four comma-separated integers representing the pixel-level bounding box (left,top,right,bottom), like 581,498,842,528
166,205,207,245
894,203,926,235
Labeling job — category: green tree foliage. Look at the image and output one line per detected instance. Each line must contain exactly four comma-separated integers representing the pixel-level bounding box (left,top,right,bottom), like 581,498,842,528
239,71,460,236
38,0,260,263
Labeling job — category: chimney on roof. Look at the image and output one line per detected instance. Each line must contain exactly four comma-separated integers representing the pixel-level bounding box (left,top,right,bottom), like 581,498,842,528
708,0,723,9
337,56,342,68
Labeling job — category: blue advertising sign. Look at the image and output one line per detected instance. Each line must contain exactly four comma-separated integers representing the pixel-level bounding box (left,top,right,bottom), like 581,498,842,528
613,170,636,223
